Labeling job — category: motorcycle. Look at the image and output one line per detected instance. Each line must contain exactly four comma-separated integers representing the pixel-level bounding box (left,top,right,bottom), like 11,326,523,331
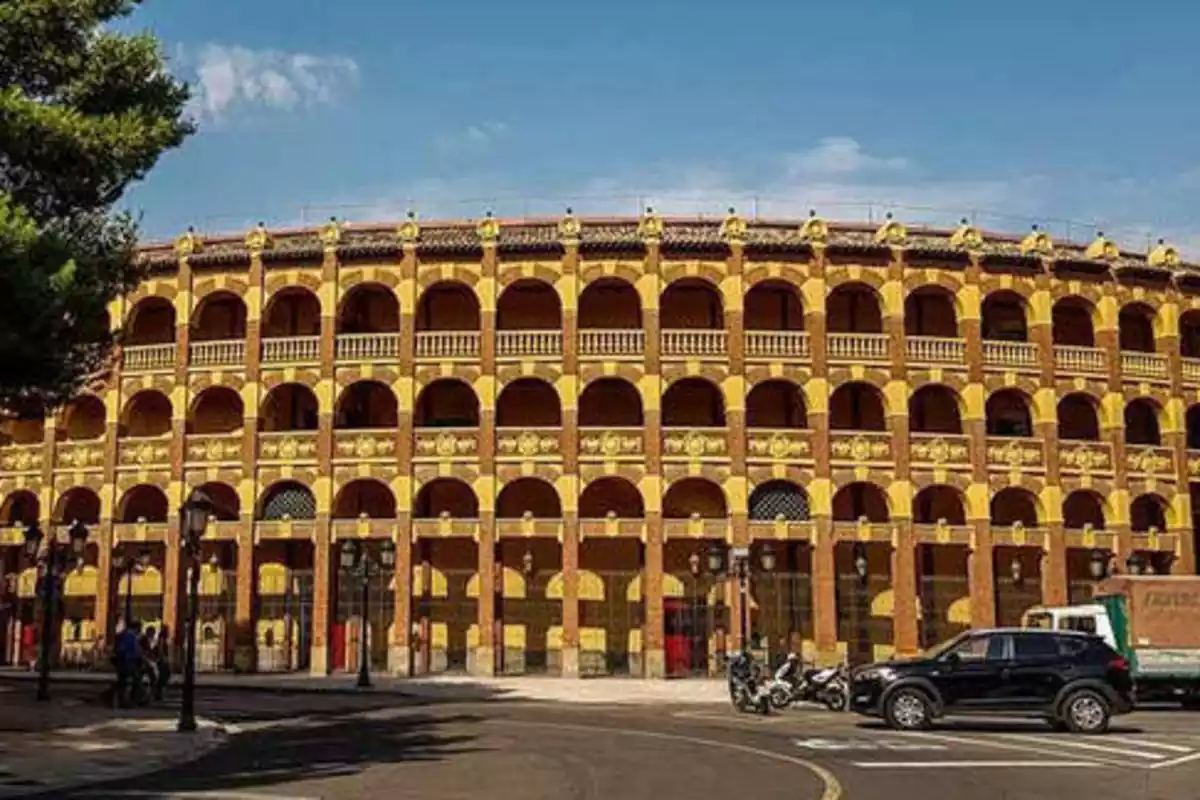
727,652,771,715
767,657,849,711
767,652,805,709
811,664,848,712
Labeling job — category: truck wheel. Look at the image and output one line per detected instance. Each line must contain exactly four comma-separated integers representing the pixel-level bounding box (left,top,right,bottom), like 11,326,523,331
884,688,933,732
1062,690,1111,735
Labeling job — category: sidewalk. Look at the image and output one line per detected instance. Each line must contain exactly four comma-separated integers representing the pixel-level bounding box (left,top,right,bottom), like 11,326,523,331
0,667,728,706
0,683,226,798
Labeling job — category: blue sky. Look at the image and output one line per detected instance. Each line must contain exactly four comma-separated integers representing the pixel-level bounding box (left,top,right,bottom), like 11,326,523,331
120,0,1200,251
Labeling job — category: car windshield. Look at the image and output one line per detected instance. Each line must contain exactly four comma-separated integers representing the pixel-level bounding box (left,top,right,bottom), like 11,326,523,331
924,632,970,660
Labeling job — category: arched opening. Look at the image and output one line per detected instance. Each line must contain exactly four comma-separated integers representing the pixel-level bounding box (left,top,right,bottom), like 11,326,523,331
579,279,642,329
496,379,562,427
415,380,479,427
497,279,561,330
1052,297,1096,347
661,279,723,329
257,482,316,521
744,280,803,331
197,482,240,521
61,396,106,440
1187,405,1200,450
579,478,645,518
832,483,889,522
829,382,886,431
985,389,1033,437
663,478,726,518
121,391,172,437
904,287,958,337
1181,311,1200,359
0,491,39,525
662,378,725,427
124,297,175,346
1125,399,1161,446
1119,303,1156,353
990,488,1039,527
1063,491,1105,530
908,385,962,433
0,413,44,445
748,481,811,521
1057,393,1100,441
746,380,807,428
263,288,321,338
578,379,643,427
337,283,400,334
191,292,247,341
1130,494,1168,533
117,485,169,523
496,479,561,518
414,479,479,518
333,480,397,519
260,384,319,432
982,291,1027,341
55,487,100,524
416,281,481,331
912,486,966,525
190,387,244,434
334,381,398,429
826,283,883,334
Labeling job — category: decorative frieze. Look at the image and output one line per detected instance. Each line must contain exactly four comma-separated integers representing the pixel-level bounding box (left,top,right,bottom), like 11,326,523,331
413,428,479,461
579,428,644,461
663,428,729,461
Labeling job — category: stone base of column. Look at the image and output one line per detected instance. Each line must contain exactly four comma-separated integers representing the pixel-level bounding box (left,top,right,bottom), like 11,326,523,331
643,648,666,679
233,645,256,673
472,646,496,677
816,645,845,668
389,645,412,677
560,646,580,678
308,646,329,676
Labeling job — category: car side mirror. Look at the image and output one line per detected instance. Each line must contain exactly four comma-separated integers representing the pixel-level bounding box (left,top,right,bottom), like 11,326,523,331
942,652,961,667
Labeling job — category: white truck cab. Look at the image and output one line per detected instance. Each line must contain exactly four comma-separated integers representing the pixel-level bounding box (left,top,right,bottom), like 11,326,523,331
1021,604,1117,650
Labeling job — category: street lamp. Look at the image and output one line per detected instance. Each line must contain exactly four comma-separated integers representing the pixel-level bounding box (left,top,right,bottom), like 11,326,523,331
339,537,396,688
1088,550,1111,581
1125,553,1146,576
705,541,775,653
1009,554,1024,587
178,488,214,733
24,520,89,701
852,543,869,666
114,548,152,629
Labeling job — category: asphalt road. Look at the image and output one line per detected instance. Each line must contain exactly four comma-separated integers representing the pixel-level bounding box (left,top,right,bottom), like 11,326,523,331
33,687,1200,800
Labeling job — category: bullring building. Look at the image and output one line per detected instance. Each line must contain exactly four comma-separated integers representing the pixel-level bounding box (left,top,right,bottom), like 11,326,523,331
0,210,1196,678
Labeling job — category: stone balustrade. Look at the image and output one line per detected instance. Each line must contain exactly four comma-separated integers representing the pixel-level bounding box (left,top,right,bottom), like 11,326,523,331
982,340,1039,370
414,331,480,360
261,336,320,365
661,329,727,358
335,333,400,362
1121,351,1169,381
497,330,562,358
1054,345,1106,376
189,339,245,368
579,329,646,358
123,343,175,372
745,331,810,360
827,333,889,363
906,336,965,366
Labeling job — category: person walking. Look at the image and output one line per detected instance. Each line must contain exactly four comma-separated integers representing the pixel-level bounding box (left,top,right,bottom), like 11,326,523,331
148,624,171,700
112,620,142,708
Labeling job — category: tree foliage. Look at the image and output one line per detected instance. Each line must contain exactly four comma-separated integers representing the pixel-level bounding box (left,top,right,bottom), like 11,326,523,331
0,0,193,416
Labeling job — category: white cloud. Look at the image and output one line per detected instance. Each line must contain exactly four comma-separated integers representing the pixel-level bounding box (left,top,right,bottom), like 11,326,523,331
184,44,359,121
785,137,909,177
434,121,510,155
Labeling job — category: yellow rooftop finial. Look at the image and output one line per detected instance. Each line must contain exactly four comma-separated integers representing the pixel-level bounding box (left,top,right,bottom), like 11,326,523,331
798,209,828,244
720,207,747,245
949,217,984,251
1019,224,1054,257
1084,231,1119,262
873,212,907,247
1147,238,1180,268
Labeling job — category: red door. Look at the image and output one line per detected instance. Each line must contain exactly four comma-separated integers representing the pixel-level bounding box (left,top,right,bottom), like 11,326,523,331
331,623,346,671
664,598,690,676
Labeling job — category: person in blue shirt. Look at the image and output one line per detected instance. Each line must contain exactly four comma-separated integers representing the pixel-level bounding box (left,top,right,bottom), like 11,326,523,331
112,620,142,707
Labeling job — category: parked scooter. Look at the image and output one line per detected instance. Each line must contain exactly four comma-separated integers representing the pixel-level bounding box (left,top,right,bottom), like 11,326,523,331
727,651,771,715
766,654,849,711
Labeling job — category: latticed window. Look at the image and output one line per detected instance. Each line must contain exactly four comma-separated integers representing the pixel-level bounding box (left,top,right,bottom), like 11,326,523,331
260,486,316,520
749,482,810,521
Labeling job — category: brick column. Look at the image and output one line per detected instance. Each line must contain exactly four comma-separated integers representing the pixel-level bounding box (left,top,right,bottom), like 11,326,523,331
1164,296,1195,573
97,313,122,644
392,242,417,675
233,528,255,671
886,252,918,655
1099,287,1133,561
391,519,413,675
642,236,665,678
727,240,751,650
964,257,995,626
309,247,338,675
1032,275,1066,605
561,238,581,677
807,247,837,660
474,240,498,676
238,251,264,670
163,256,193,647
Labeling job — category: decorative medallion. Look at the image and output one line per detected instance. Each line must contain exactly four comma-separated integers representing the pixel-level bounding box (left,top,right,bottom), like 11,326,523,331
174,226,202,256
719,208,747,245
319,217,342,248
476,211,500,244
435,432,458,457
872,212,908,247
277,438,299,460
600,431,623,457
684,431,708,458
798,210,828,244
949,218,984,251
244,222,273,253
637,207,664,244
1019,225,1054,257
517,431,541,457
398,211,421,245
558,208,581,245
1148,239,1180,268
1084,231,1119,262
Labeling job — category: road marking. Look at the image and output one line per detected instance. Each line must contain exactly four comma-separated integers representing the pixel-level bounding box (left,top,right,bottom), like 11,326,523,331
1149,751,1200,771
906,732,1137,768
794,737,948,751
492,719,843,800
1103,736,1193,754
851,760,1105,769
1005,734,1167,760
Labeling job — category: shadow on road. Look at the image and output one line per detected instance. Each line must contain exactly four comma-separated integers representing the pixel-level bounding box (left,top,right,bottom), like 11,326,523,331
855,718,1145,734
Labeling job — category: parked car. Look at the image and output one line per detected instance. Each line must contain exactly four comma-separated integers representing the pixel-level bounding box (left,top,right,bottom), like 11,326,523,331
849,628,1134,734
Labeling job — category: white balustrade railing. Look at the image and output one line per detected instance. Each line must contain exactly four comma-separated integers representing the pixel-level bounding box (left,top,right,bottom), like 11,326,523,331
982,339,1039,368
261,336,320,364
661,329,728,357
579,329,646,357
1182,357,1200,385
497,330,562,357
415,331,480,359
906,336,964,365
122,343,175,371
336,333,399,361
189,339,245,368
1054,345,1106,375
827,333,889,362
745,331,810,359
1121,351,1168,380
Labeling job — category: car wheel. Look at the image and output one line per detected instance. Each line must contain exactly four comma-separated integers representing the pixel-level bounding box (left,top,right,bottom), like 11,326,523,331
884,688,933,732
1062,690,1111,735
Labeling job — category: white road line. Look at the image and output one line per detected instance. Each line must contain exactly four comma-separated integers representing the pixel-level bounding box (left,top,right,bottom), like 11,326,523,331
79,793,322,800
1005,734,1167,760
907,732,1137,769
852,760,1104,769
1149,751,1200,771
1103,736,1193,754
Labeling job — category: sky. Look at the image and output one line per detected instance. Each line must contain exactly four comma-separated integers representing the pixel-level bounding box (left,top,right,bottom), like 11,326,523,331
117,0,1200,252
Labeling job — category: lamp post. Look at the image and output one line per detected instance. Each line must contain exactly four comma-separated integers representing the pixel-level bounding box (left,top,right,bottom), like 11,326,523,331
705,541,774,654
24,520,89,702
339,538,396,689
1125,553,1146,576
1088,549,1112,582
178,488,214,733
113,548,152,629
852,543,869,665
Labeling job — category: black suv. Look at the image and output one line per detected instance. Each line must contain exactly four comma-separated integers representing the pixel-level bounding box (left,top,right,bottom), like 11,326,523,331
850,628,1134,734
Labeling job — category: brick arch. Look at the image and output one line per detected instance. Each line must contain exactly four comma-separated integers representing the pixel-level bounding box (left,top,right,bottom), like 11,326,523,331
124,295,176,346
416,279,481,332
743,262,807,290
120,390,172,437
579,477,645,518
416,263,481,292
195,481,240,521
415,378,479,427
829,380,888,430
58,394,106,439
902,271,965,297
990,486,1042,526
339,268,400,291
579,260,644,286
0,490,39,526
1063,489,1108,530
663,477,727,518
579,377,643,427
262,285,322,337
662,376,725,427
414,478,479,517
831,481,891,521
496,377,561,427
747,465,816,490
116,484,169,523
1125,396,1164,445
909,471,972,493
986,387,1035,436
659,261,727,292
190,290,247,341
746,378,808,428
496,477,561,518
579,277,642,329
982,288,1030,341
748,480,810,521
335,379,398,429
497,262,561,289
909,382,965,434
189,385,244,434
336,281,400,334
260,383,319,432
979,275,1037,300
660,276,725,328
825,269,887,292
1118,299,1162,349
332,478,397,519
125,281,178,306
912,484,967,525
